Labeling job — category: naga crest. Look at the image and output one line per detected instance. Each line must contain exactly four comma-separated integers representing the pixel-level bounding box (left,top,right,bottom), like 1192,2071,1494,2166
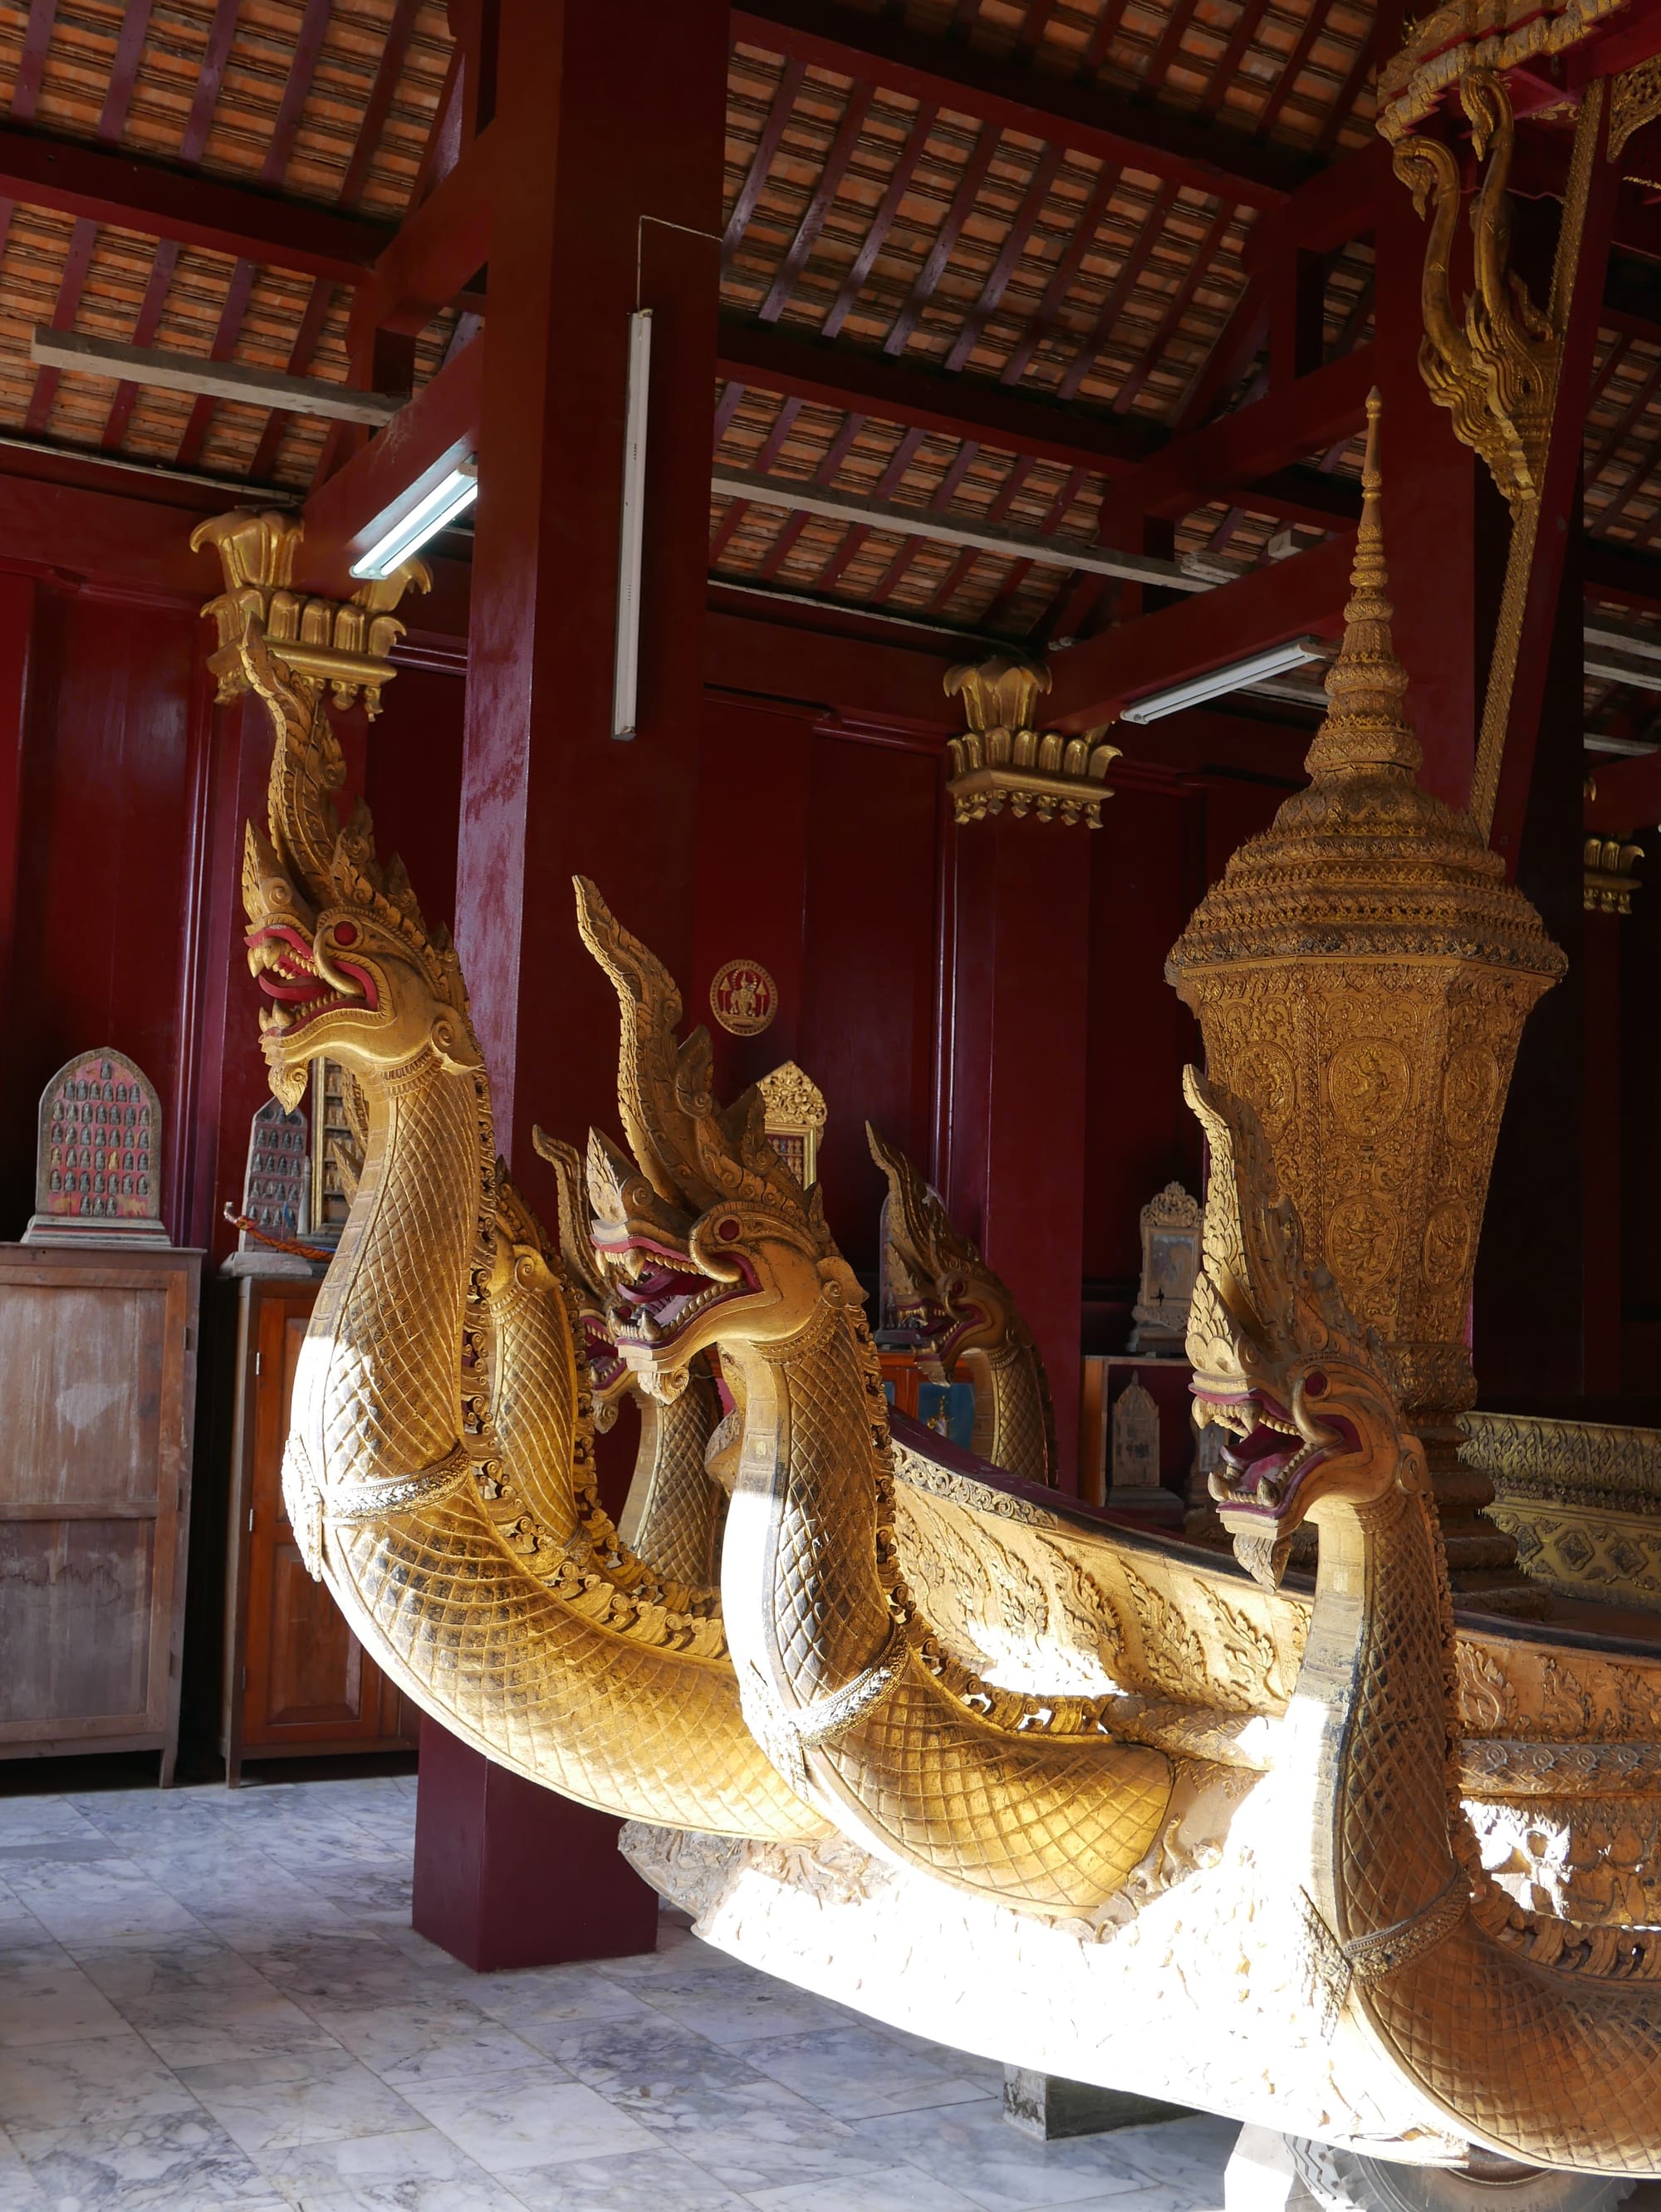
866,1125,1021,1367
1184,1067,1410,1587
239,618,478,1109
573,876,861,1397
533,1126,630,1420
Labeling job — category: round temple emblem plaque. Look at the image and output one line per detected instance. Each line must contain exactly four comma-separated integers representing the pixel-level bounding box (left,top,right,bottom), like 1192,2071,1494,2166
710,959,778,1037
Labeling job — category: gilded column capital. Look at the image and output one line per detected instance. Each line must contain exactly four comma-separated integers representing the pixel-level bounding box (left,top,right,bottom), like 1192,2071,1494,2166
943,652,1119,828
190,508,430,719
1584,834,1645,915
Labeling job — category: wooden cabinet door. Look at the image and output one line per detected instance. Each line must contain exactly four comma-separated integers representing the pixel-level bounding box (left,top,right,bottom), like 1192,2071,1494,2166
241,1288,407,1750
0,1251,197,1758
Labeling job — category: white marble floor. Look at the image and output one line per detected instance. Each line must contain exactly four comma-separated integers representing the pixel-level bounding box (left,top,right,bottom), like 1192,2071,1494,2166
0,1772,1239,2212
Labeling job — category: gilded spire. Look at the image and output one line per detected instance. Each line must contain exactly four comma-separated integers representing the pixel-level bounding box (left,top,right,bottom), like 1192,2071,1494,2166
1303,388,1423,784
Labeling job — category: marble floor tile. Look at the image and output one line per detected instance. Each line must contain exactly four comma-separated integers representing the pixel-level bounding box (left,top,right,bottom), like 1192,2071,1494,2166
193,1898,358,1955
468,1962,654,2033
176,2047,427,2157
502,2144,748,2211
617,2078,895,2197
520,2013,778,2104
854,2101,1178,2212
233,1931,454,2007
639,1978,856,2049
737,2021,993,2122
16,2105,278,2209
0,1953,130,2047
0,1795,107,1845
0,2027,203,2145
746,2170,987,2212
252,2118,516,2205
318,1997,550,2089
0,1774,1256,2212
8,1856,206,1950
0,2121,50,2209
398,2067,659,2173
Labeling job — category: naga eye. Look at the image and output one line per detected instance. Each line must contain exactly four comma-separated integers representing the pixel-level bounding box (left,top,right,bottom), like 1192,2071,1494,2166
1304,1370,1328,1399
333,922,359,947
716,1218,740,1240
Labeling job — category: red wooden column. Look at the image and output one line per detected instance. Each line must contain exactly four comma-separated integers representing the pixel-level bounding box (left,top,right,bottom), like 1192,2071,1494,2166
1580,905,1624,1398
1373,164,1507,812
0,572,35,1094
415,0,728,1969
943,814,1093,1491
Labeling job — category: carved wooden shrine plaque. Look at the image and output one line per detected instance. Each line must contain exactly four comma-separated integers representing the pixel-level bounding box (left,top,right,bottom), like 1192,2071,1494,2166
1110,1380,1162,1497
25,1049,169,1244
241,1100,309,1248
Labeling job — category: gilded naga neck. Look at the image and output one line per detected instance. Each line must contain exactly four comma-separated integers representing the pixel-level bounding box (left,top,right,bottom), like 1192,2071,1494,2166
1293,1469,1661,2172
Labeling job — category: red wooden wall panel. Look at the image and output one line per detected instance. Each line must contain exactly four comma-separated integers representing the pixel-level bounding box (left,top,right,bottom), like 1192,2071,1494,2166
1082,787,1204,1292
690,697,812,1106
364,666,467,945
799,727,942,1279
1,590,200,1239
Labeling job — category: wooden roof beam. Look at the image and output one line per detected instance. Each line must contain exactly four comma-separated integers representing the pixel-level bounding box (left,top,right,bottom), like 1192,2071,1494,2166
717,314,1162,470
298,333,483,591
0,123,394,282
1046,529,1355,730
1238,140,1381,273
1585,538,1661,618
350,125,498,341
730,0,1314,209
1098,343,1374,531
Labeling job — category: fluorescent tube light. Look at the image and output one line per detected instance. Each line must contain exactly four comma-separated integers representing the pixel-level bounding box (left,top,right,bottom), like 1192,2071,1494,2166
612,307,653,740
350,460,478,581
1120,636,1330,723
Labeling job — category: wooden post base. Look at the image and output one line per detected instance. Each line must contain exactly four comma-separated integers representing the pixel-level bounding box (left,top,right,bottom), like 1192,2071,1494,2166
1002,2066,1198,2141
410,1719,659,1971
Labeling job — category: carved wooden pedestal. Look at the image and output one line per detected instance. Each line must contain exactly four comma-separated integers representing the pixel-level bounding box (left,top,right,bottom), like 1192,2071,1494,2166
411,1720,659,1971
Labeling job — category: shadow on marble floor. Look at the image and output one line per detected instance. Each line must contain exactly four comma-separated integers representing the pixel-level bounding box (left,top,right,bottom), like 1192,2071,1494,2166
0,1771,1243,2210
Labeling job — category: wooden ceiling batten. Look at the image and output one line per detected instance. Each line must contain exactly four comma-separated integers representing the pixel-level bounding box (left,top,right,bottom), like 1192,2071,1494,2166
812,417,930,589
22,0,155,437
821,94,938,336
754,405,870,577
251,0,423,483
880,120,1002,358
174,0,336,470
995,159,1120,388
100,0,243,452
724,54,810,262
712,391,806,562
942,138,1066,373
761,78,878,321
1055,179,1178,402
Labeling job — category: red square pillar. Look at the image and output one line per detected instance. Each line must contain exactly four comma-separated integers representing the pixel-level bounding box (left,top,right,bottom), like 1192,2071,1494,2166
412,1722,659,1969
943,816,1093,1489
414,0,729,1967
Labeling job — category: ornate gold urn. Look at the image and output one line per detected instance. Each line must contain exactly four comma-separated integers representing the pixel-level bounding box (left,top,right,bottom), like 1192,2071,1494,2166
1166,394,1565,1611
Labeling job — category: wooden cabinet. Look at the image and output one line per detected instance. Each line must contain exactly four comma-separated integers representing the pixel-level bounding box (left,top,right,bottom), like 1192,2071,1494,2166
0,1242,202,1782
221,1274,416,1782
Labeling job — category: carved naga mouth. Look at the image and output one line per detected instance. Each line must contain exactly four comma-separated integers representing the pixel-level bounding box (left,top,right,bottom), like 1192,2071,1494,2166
247,925,378,1036
580,1312,628,1393
600,1234,757,1353
1193,1376,1351,1520
895,1293,982,1362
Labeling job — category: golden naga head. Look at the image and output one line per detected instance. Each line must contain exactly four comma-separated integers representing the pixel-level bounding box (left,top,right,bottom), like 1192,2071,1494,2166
866,1124,1017,1366
1183,1068,1410,1587
532,1126,631,1421
575,876,861,1400
239,623,478,1110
